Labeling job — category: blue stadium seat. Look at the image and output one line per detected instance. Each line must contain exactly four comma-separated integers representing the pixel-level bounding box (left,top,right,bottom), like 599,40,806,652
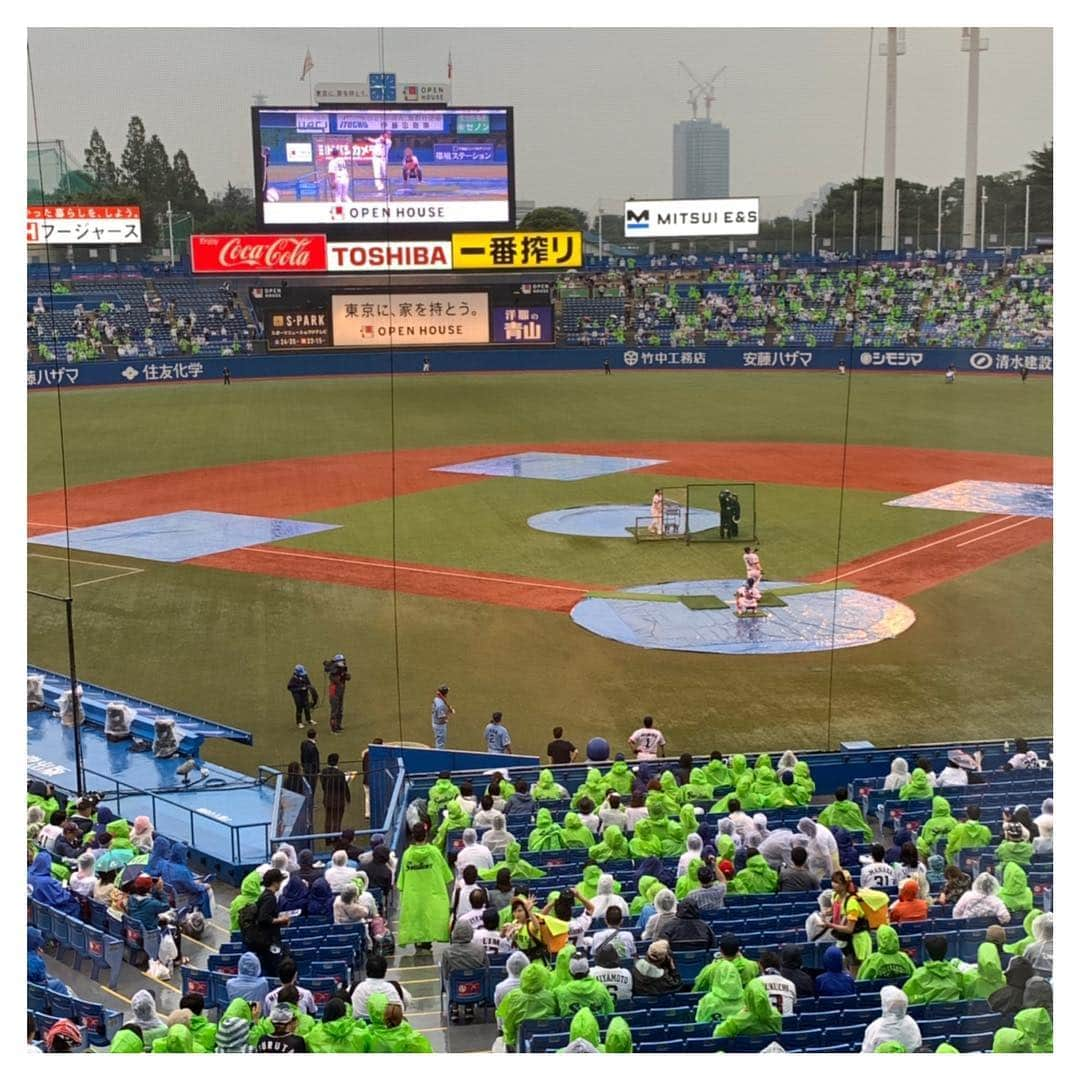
69,997,122,1047
44,988,76,1019
27,983,47,1014
66,917,88,974
951,1031,995,1052
181,965,213,1005
84,926,123,988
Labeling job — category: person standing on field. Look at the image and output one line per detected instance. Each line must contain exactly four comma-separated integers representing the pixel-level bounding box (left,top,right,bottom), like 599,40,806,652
484,712,513,755
287,665,319,729
300,728,320,795
431,685,454,750
628,716,666,760
326,655,350,733
320,753,351,835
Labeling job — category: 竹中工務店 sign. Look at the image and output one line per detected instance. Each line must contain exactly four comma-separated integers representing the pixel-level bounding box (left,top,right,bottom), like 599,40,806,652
28,205,142,245
266,310,331,351
332,292,489,347
450,231,582,270
623,197,760,238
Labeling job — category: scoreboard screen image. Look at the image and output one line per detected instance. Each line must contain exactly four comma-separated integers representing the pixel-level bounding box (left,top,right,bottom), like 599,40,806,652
253,105,514,235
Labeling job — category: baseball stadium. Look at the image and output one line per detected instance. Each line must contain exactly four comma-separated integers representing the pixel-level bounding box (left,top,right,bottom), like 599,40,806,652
26,23,1054,1058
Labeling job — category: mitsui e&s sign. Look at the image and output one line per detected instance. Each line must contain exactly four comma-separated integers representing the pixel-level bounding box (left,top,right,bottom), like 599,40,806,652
624,197,760,238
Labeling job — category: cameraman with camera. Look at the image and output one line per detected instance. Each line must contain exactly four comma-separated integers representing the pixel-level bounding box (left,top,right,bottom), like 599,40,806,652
324,654,351,733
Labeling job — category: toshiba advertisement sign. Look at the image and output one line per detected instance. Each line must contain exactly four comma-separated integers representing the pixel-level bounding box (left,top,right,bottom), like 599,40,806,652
623,197,760,238
191,234,451,273
332,292,490,347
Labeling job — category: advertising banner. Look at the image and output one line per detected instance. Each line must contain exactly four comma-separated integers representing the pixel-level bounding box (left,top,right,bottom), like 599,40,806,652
327,240,452,271
492,306,554,343
331,292,490,346
266,309,332,351
190,234,329,273
28,205,142,245
451,231,582,270
623,197,760,238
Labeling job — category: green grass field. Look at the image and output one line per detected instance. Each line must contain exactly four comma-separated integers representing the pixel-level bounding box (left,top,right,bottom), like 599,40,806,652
27,370,1052,772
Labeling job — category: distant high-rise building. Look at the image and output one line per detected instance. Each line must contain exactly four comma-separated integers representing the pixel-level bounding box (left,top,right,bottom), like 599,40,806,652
673,119,731,199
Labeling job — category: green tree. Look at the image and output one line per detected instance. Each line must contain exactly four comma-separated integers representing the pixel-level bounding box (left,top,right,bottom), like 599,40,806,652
142,134,173,205
168,149,208,214
1025,143,1052,188
84,128,118,188
119,116,147,188
519,206,588,231
202,183,256,233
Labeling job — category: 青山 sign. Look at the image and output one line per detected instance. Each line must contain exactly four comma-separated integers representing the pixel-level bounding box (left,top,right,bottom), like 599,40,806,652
451,231,582,270
332,292,489,347
28,205,142,245
623,197,760,238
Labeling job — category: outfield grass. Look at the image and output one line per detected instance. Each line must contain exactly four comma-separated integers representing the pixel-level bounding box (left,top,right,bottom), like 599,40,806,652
26,369,1052,768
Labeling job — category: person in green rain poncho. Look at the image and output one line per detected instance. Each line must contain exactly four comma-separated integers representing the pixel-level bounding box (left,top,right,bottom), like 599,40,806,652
431,798,472,853
901,934,965,1004
678,803,700,839
682,766,716,803
1004,909,1040,956
397,823,453,948
230,867,263,931
559,1007,603,1052
945,806,992,860
793,760,815,801
777,770,808,807
656,771,684,813
109,1027,147,1053
605,1015,633,1053
711,774,759,813
212,998,254,1052
560,812,596,849
576,864,603,899
554,952,615,1016
729,753,749,783
589,824,630,863
816,788,874,843
996,822,1034,868
572,768,609,810
425,772,460,819
856,925,917,981
603,758,635,796
151,1024,207,1053
915,797,958,856
899,767,934,801
629,817,664,858
305,997,371,1052
694,938,759,991
992,1006,1053,1053
248,994,316,1046
675,857,704,901
550,943,576,988
703,753,732,791
963,942,1006,999
730,853,779,895
529,808,566,852
105,818,134,851
365,994,433,1053
713,822,737,863
628,875,660,917
497,961,558,1047
998,863,1033,915
481,841,546,880
694,958,745,1023
532,768,569,801
874,1041,909,1053
713,978,782,1038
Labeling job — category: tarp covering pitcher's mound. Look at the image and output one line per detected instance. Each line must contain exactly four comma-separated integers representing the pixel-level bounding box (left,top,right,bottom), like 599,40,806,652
571,578,915,655
528,503,723,538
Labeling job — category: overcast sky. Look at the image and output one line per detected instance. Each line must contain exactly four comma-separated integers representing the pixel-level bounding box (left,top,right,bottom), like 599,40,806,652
26,26,1052,217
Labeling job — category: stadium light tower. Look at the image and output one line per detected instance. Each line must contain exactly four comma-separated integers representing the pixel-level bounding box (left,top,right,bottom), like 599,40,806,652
879,28,906,251
961,29,989,248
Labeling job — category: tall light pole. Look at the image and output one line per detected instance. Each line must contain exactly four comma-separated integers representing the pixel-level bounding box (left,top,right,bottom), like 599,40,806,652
811,208,817,257
852,189,859,256
1002,202,1008,250
980,187,988,251
961,29,989,248
1024,184,1031,249
880,28,906,251
937,187,943,254
832,209,837,251
894,186,900,254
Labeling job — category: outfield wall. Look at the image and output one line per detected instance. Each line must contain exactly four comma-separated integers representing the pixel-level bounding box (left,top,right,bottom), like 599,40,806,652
26,344,1053,388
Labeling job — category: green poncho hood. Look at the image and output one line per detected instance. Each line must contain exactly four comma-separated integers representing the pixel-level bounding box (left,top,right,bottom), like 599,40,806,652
572,768,606,809
675,857,704,900
554,977,614,1015
568,1007,601,1048
533,768,566,800
993,1008,1053,1053
902,959,964,1004
578,865,603,898
714,832,736,862
229,868,263,930
874,1041,909,1053
730,754,747,777
1005,909,1040,955
714,978,782,1038
110,1029,145,1053
605,1016,633,1053
589,824,630,863
964,942,1006,999
497,968,558,1046
998,863,1033,912
695,959,745,1022
754,753,772,771
659,770,683,801
306,1014,370,1053
917,797,959,854
426,777,460,812
629,818,664,858
560,812,595,849
678,804,699,838
857,925,916,981
432,799,471,850
629,874,659,916
529,808,566,852
188,1014,217,1052
899,768,933,800
105,819,133,848
946,820,992,859
366,994,432,1053
152,1024,206,1053
704,757,732,789
995,838,1034,867
481,841,545,879
793,760,815,797
731,853,779,894
683,767,716,801
551,946,576,987
817,797,873,843
605,760,634,795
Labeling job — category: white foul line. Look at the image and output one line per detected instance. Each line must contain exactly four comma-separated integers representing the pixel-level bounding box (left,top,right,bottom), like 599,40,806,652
813,515,1014,584
246,545,588,595
72,568,145,588
29,551,145,588
955,515,1041,548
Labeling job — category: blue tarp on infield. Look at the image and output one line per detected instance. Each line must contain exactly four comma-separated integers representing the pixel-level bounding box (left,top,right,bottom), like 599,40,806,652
571,579,916,656
885,480,1053,518
528,503,723,538
30,510,339,563
433,451,667,481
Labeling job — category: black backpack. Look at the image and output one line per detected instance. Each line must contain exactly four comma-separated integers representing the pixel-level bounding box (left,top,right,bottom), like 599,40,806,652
238,902,258,941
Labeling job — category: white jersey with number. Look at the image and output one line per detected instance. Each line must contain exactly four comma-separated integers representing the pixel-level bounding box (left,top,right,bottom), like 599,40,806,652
758,971,797,1016
328,158,350,183
743,552,761,575
629,727,665,759
860,861,898,890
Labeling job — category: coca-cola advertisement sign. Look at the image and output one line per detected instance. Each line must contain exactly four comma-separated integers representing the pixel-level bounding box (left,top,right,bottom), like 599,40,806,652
190,234,329,274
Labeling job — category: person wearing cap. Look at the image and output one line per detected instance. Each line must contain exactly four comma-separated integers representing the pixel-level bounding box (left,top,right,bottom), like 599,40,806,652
287,664,319,729
325,654,350,733
484,711,512,755
589,941,633,1001
939,748,979,787
126,872,172,928
996,819,1035,868
431,685,453,750
554,950,615,1016
632,938,682,996
254,1004,309,1052
43,1018,83,1053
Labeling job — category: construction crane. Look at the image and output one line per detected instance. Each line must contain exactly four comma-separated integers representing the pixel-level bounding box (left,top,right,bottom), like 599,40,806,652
678,62,727,121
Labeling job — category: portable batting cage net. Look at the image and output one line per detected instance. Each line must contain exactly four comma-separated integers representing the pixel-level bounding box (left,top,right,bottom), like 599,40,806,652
633,487,690,541
686,483,757,543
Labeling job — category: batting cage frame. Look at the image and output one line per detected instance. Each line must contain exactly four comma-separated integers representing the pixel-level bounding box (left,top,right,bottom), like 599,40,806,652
631,483,757,543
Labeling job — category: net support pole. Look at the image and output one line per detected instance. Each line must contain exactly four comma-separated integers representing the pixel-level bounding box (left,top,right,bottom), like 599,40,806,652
65,596,85,797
